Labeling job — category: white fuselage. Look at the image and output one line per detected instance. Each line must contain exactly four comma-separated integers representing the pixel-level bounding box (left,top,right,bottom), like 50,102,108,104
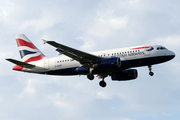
21,45,175,75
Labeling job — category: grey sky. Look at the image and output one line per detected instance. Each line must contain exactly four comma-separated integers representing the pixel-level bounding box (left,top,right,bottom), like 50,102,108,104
0,0,180,120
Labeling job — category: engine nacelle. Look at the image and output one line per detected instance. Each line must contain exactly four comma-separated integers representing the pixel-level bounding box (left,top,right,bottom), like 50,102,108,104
74,66,88,73
111,69,138,81
94,57,121,69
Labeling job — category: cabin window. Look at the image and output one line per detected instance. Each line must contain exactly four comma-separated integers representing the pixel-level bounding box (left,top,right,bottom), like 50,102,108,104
62,60,64,62
57,61,59,63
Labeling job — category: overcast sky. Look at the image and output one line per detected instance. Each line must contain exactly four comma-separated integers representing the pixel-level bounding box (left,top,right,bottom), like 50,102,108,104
0,0,180,120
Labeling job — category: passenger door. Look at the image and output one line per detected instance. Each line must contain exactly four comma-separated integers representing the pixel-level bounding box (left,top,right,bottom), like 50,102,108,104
44,58,50,69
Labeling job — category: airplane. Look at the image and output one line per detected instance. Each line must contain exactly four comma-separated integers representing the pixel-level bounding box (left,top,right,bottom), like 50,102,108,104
6,34,175,87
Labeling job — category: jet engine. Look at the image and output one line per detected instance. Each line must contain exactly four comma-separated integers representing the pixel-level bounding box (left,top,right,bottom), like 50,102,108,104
111,69,138,81
75,57,121,74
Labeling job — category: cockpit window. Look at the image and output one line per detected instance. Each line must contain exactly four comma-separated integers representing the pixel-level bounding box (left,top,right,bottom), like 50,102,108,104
157,47,167,50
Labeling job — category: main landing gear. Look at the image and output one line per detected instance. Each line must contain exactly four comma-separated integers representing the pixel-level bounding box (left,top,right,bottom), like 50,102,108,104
98,74,108,88
87,73,107,88
148,65,154,76
99,79,106,88
87,67,95,80
87,73,94,80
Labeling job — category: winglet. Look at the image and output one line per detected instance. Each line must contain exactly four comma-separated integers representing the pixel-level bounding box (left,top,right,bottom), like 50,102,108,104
42,39,47,44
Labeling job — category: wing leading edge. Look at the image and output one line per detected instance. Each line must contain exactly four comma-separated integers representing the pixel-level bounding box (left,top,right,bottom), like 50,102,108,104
43,40,101,67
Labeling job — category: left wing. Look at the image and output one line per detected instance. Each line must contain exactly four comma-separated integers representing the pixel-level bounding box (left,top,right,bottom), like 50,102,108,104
43,40,101,66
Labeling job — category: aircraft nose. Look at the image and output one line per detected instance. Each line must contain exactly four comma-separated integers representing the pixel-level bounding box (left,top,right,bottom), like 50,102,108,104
168,50,175,60
172,51,175,58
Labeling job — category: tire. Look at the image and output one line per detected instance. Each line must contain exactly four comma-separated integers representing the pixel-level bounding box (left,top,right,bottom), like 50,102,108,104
149,72,154,76
99,80,107,87
87,73,94,80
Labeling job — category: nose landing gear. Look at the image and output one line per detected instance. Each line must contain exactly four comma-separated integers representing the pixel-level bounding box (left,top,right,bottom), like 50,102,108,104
148,65,154,76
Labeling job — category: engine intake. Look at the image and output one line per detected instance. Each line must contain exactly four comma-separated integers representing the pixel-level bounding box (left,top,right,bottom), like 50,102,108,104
111,69,138,81
94,57,121,69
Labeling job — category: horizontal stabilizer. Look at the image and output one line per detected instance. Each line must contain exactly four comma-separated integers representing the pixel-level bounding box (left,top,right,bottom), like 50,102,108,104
6,58,35,68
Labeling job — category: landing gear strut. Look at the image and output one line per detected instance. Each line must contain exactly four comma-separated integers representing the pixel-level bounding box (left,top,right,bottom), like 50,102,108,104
98,74,108,88
148,65,154,76
87,67,94,80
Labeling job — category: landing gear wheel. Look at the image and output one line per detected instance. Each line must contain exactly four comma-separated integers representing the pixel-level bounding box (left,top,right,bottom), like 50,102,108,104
99,80,107,88
148,65,154,76
149,72,154,76
87,73,94,80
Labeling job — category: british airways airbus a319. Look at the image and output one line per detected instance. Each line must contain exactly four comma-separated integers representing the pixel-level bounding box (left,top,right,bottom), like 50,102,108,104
6,34,175,87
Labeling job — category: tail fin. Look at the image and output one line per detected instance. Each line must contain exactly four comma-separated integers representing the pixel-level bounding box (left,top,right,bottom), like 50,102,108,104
15,34,45,63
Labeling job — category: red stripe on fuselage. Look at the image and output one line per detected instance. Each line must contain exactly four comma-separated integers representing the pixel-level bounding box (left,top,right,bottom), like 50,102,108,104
131,46,151,50
16,39,37,49
24,55,44,63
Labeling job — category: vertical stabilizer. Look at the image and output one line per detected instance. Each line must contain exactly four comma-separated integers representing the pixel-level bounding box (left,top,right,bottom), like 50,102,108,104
15,34,45,63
